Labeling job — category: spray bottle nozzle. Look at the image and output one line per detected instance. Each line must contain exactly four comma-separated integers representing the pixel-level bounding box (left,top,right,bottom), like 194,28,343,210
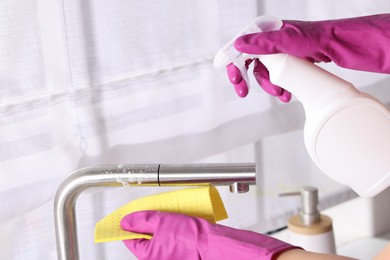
213,16,283,89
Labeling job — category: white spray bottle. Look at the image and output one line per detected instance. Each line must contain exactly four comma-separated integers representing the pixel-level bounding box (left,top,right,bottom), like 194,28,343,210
214,16,390,197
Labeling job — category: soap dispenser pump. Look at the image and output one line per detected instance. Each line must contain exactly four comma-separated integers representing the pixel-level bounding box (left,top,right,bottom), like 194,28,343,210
280,186,336,254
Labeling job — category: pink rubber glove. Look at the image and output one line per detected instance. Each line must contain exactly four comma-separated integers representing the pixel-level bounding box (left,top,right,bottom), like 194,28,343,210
121,211,300,260
228,14,390,101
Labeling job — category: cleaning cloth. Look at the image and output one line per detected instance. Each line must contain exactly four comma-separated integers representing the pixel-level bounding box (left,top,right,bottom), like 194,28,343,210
94,186,228,243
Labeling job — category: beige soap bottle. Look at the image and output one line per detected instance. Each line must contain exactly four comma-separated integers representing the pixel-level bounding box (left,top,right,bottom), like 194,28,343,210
280,186,336,254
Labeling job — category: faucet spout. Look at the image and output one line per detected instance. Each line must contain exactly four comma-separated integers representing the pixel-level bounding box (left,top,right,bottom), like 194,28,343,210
54,163,256,260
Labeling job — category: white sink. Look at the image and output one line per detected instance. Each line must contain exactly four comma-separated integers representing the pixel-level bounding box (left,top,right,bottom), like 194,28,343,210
338,236,389,259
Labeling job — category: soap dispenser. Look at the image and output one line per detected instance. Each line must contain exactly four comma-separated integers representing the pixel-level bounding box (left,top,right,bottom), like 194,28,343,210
280,186,336,254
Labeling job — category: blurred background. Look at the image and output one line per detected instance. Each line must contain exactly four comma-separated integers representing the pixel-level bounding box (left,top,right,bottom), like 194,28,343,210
1,1,389,259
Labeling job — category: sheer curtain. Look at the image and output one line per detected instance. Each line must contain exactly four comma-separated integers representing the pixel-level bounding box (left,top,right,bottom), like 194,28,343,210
0,0,389,259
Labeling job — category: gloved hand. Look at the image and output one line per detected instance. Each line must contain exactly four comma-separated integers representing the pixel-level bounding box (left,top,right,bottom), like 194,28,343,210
228,14,390,101
121,211,300,260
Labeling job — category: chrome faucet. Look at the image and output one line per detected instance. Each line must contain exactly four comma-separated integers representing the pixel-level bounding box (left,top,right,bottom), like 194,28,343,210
54,163,256,260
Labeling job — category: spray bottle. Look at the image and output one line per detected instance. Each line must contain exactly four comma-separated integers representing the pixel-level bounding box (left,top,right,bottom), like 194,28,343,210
213,16,390,198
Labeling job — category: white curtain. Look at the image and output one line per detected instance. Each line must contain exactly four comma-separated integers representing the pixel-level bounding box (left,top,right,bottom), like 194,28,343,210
1,0,389,259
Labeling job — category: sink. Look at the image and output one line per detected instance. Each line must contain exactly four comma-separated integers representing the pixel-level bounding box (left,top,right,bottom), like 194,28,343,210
338,236,389,259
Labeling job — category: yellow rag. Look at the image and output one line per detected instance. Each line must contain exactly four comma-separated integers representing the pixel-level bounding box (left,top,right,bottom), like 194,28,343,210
94,186,228,243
